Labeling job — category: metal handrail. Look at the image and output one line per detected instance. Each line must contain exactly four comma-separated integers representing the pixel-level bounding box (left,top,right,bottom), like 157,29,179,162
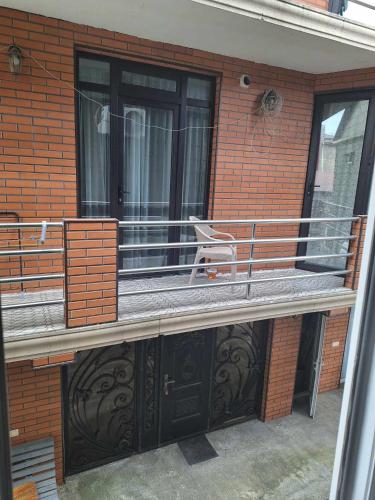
0,216,357,310
0,222,63,228
118,216,357,299
0,248,64,257
119,235,355,251
118,270,351,297
118,216,358,227
1,299,65,311
348,0,375,11
118,252,353,275
0,274,65,284
0,221,65,311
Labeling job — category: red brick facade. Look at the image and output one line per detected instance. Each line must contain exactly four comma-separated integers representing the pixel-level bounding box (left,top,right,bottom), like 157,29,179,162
0,6,316,284
7,361,63,483
345,216,367,290
0,3,369,481
299,0,329,9
261,316,302,421
64,219,118,328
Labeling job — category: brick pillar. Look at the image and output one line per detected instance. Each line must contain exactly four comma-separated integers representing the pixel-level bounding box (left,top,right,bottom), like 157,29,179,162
64,219,118,328
261,315,302,421
345,215,367,290
319,311,350,393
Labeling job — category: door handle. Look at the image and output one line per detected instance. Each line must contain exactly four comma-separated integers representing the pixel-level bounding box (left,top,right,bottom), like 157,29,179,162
118,185,123,205
118,186,130,205
163,374,175,396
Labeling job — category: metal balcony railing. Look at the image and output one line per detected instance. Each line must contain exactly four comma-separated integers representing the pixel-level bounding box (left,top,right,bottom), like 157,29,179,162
118,217,358,299
0,216,359,313
0,222,65,310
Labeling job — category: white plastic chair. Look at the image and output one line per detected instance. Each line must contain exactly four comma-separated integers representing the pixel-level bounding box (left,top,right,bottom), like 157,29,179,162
189,216,237,284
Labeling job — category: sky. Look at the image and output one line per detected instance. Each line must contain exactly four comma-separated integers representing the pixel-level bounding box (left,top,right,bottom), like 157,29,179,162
324,110,345,136
344,1,375,26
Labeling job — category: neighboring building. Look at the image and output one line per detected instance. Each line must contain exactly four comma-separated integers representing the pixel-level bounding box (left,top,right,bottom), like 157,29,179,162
0,0,374,484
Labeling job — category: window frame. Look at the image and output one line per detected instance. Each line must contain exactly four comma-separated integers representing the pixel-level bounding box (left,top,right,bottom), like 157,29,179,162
297,88,375,273
75,51,216,271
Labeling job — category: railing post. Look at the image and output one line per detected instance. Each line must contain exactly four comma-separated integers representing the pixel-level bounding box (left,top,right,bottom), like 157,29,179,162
345,215,367,290
64,219,118,328
0,298,12,500
246,223,256,299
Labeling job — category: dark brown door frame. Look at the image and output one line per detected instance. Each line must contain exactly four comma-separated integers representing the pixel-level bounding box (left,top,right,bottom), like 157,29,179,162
297,89,375,272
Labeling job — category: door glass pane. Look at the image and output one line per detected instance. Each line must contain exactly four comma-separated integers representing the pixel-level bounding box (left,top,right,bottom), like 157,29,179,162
79,58,110,85
120,104,173,270
187,77,212,100
179,107,211,265
305,100,369,269
121,71,176,92
79,91,110,217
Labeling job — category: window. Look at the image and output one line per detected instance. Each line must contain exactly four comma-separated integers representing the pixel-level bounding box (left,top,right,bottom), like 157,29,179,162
77,54,215,270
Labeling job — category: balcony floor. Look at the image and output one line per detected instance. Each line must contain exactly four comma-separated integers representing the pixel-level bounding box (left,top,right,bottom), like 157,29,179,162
1,268,349,339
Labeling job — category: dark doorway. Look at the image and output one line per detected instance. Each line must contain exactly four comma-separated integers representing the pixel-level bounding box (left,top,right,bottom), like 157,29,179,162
294,313,325,417
76,53,215,271
298,90,375,272
159,331,214,443
64,322,268,475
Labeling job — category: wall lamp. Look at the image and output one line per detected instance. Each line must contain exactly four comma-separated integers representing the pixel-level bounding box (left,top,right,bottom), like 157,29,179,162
8,45,23,74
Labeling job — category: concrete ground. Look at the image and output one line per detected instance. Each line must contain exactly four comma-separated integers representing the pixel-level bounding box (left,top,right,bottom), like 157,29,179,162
59,389,342,500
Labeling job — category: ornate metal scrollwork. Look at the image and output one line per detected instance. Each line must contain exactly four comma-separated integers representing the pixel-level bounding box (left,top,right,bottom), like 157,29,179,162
211,323,265,428
66,342,136,472
144,339,158,432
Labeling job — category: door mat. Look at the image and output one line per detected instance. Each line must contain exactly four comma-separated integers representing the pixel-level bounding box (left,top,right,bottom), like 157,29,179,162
178,435,218,466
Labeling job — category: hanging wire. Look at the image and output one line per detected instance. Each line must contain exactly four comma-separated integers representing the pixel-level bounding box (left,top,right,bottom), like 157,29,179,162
22,48,220,133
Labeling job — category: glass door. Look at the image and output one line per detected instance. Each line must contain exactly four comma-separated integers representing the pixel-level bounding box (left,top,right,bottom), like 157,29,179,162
298,92,375,271
118,99,178,270
77,54,215,273
179,104,212,265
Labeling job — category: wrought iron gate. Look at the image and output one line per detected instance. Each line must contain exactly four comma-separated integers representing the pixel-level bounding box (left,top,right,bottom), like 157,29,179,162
64,342,137,474
210,322,267,428
64,322,268,475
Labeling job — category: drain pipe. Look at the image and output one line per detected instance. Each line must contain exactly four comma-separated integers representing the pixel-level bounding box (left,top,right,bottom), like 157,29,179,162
0,297,12,499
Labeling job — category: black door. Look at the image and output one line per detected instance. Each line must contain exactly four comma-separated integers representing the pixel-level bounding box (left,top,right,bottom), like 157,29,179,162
76,53,215,271
293,313,326,417
298,90,375,272
159,331,214,443
294,314,318,399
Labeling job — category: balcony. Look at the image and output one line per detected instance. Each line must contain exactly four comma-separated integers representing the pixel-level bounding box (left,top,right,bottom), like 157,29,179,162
0,216,363,361
5,0,375,73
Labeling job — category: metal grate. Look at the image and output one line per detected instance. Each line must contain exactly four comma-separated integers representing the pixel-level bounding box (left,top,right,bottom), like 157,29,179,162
11,437,58,500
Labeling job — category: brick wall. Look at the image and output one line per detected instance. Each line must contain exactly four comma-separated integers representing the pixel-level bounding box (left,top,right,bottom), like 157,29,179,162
65,219,118,328
319,311,350,393
7,361,63,484
261,316,302,421
345,216,367,290
0,6,316,287
294,0,329,9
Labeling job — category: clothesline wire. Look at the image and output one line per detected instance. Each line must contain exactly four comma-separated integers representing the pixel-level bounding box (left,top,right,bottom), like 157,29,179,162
7,44,220,133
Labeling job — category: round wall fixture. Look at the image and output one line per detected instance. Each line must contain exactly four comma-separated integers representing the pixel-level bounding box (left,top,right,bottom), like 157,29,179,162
257,89,283,116
240,74,252,88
